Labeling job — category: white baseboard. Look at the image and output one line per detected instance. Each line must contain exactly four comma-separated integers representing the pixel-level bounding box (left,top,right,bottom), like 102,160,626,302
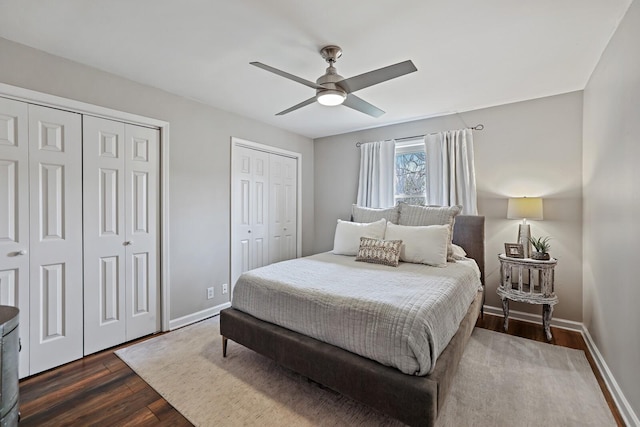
482,305,583,332
582,327,640,427
169,302,231,330
483,304,639,426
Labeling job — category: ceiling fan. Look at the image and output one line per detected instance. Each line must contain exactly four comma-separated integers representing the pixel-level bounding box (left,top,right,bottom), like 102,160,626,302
251,45,417,117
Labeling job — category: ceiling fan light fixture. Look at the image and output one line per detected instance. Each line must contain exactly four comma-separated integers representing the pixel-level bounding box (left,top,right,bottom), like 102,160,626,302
251,44,416,116
316,89,346,106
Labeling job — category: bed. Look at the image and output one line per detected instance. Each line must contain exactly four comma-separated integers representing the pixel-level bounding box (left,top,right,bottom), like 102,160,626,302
220,214,484,426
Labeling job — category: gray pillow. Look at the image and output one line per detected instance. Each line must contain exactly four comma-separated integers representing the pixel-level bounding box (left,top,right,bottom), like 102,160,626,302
351,204,400,224
398,203,462,260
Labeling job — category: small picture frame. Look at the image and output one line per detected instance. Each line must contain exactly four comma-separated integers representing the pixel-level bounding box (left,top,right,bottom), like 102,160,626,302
504,243,524,258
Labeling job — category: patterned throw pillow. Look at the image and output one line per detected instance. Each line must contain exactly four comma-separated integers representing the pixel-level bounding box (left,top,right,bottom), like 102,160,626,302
355,237,403,267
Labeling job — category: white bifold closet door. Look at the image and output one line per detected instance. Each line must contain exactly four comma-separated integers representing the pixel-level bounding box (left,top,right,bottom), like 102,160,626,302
231,144,299,289
231,146,270,288
268,153,297,264
28,105,84,375
0,97,30,378
0,98,84,377
83,116,159,355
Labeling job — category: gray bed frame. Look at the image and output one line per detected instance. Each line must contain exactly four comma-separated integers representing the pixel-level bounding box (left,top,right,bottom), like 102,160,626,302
220,215,485,427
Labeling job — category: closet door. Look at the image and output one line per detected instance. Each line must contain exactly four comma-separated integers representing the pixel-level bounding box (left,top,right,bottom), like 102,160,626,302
83,116,126,355
231,146,269,287
269,154,297,264
123,124,159,340
83,117,159,354
0,97,30,378
28,104,83,374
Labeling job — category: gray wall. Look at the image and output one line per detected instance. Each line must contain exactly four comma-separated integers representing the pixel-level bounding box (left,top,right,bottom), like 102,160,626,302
314,92,584,322
0,37,315,322
583,0,640,419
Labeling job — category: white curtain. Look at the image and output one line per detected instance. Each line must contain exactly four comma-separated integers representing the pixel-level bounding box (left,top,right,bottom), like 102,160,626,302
425,128,478,215
356,140,396,208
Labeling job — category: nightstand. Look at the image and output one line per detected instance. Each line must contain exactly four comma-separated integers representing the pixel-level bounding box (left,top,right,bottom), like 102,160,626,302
497,254,558,340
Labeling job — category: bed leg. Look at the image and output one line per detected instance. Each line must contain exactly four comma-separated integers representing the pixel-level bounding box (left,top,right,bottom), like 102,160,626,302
222,336,228,357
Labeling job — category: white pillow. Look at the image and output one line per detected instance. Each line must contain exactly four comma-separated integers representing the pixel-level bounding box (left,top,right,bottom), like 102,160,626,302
333,218,387,256
398,203,462,261
384,222,449,267
451,244,467,260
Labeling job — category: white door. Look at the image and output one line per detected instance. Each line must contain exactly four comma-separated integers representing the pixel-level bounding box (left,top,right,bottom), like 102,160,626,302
231,146,269,288
124,123,159,341
83,117,159,354
28,104,83,375
82,116,127,354
0,97,30,378
269,153,297,264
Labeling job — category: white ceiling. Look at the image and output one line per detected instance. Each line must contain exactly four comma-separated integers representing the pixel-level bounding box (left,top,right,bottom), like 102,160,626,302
0,1,632,139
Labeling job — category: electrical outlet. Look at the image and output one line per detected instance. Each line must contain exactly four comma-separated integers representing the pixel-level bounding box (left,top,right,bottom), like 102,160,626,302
207,287,214,299
222,283,228,294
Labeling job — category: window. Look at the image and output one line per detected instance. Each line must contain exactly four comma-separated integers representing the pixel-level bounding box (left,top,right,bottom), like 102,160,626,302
394,138,426,205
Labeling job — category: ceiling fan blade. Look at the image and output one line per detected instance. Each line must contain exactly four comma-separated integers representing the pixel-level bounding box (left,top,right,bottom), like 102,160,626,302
343,94,385,117
250,62,324,90
338,60,417,93
276,97,317,116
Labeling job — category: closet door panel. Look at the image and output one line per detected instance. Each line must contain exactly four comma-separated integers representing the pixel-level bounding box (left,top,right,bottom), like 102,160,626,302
282,156,298,261
231,146,270,288
124,124,159,341
28,104,83,375
268,155,284,264
251,153,269,270
83,116,127,355
0,97,30,378
269,154,297,264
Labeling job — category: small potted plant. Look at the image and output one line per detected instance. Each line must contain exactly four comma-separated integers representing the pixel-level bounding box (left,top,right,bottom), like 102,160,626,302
529,236,551,260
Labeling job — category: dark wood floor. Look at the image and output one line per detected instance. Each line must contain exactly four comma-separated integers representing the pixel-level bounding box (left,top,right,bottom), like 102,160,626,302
19,313,624,426
18,336,192,427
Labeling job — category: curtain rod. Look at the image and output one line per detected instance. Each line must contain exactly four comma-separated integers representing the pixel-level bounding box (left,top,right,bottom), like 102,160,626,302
355,124,484,147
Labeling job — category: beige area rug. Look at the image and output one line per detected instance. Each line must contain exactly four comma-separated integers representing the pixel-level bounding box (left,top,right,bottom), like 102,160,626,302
116,316,615,426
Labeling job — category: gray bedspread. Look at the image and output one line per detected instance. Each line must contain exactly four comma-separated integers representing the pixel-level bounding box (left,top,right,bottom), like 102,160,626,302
231,252,481,375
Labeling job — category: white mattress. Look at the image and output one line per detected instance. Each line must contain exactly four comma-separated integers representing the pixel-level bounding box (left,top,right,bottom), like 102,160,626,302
231,252,482,375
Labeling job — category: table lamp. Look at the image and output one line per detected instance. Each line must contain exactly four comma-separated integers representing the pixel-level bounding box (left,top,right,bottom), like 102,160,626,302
507,197,543,258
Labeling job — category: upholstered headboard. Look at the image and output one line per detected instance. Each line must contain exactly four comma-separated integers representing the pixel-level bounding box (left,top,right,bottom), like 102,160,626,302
452,215,485,286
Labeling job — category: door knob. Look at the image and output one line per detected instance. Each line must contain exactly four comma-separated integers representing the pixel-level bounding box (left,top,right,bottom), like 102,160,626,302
248,230,252,234
14,249,27,256
124,241,133,246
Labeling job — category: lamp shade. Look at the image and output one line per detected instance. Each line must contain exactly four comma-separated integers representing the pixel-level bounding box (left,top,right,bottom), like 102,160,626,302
507,197,543,220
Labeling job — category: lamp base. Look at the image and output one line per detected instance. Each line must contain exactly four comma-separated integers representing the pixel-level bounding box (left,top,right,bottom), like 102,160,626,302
517,224,532,258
